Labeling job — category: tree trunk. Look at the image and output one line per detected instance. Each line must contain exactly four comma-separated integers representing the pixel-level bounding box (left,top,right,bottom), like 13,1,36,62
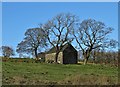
93,52,96,64
83,51,90,65
93,57,95,64
54,46,60,64
34,48,38,60
84,58,88,65
55,52,59,63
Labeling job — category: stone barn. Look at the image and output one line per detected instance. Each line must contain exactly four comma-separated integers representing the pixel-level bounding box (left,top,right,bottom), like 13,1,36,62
45,43,78,64
38,52,45,62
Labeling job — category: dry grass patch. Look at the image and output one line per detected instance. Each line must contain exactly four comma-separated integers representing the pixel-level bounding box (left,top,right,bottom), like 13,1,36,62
59,74,118,85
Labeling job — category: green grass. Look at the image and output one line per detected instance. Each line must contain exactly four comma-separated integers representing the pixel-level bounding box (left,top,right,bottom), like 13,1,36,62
2,61,118,85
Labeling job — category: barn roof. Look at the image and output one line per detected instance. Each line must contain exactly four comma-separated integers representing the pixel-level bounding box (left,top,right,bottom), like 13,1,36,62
46,43,76,54
38,52,45,58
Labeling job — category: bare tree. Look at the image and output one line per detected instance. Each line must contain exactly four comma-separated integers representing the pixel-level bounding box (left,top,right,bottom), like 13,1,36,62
73,19,115,65
43,13,78,63
16,27,47,60
1,46,14,57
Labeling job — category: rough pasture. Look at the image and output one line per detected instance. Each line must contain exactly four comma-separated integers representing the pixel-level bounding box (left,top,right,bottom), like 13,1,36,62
2,58,118,85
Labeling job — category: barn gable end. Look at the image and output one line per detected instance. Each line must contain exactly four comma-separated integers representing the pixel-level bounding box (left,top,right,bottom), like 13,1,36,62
63,44,78,64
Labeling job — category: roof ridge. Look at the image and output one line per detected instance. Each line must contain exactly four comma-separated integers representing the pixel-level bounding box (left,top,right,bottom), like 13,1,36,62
46,43,72,54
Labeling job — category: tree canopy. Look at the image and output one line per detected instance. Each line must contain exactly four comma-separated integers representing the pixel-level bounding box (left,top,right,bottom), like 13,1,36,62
16,27,47,60
73,19,116,65
43,13,78,63
1,46,14,57
15,13,117,64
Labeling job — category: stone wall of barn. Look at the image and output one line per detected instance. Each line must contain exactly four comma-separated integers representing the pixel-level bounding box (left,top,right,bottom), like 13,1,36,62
57,52,63,64
45,52,63,64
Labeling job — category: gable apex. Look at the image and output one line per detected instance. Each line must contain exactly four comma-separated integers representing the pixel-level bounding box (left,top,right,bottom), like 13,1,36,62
46,43,76,54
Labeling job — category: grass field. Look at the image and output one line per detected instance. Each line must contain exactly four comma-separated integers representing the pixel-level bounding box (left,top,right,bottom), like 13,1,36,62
2,60,118,85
